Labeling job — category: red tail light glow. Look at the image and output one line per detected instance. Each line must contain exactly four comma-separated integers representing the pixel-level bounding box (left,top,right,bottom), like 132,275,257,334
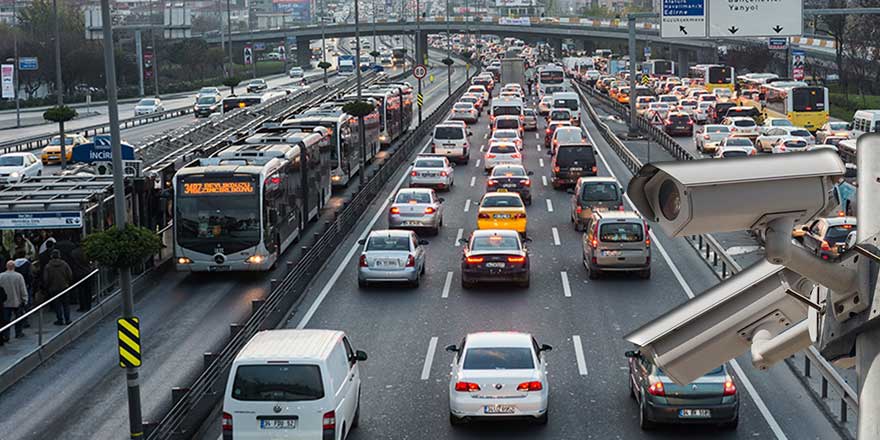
523,179,531,187
486,154,496,159
478,213,491,219
511,153,522,159
591,166,598,173
322,410,336,431
411,171,418,177
406,255,416,267
390,207,400,215
821,240,831,251
647,380,665,396
455,381,481,392
487,180,497,186
517,381,543,391
507,256,526,263
424,207,436,214
514,213,526,219
466,256,484,264
440,171,448,177
723,377,737,396
222,412,233,432
576,205,582,214
359,254,367,267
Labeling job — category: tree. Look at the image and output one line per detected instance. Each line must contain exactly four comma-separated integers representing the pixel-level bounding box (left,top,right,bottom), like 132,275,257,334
43,105,76,123
83,224,163,269
223,76,241,95
812,0,850,97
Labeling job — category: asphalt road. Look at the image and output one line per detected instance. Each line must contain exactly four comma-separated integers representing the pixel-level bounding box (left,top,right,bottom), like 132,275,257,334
0,53,467,440
197,80,848,440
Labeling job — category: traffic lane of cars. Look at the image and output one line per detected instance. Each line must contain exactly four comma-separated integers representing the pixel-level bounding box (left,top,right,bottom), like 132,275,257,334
285,100,770,438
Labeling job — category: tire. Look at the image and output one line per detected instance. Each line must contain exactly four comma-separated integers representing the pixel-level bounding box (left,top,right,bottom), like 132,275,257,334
588,266,600,280
639,397,655,430
535,408,548,425
429,227,440,236
461,278,474,289
519,277,530,288
411,271,421,288
358,279,368,289
720,416,739,431
640,268,651,280
449,413,466,426
525,197,532,206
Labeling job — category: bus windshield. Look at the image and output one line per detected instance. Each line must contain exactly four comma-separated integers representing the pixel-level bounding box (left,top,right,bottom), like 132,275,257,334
176,177,261,255
539,70,564,85
791,87,826,112
708,66,733,84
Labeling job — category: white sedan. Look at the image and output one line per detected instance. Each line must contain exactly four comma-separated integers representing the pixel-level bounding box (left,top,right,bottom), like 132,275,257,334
134,98,164,116
410,155,454,190
0,152,43,184
447,332,551,425
483,141,522,172
489,129,523,150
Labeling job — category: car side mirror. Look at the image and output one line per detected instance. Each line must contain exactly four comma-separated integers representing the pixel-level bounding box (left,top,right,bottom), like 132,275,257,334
458,238,469,245
539,344,553,352
438,197,445,203
469,131,474,136
527,171,534,176
418,239,430,246
624,349,641,359
355,350,368,362
357,239,365,245
566,187,575,194
445,344,459,353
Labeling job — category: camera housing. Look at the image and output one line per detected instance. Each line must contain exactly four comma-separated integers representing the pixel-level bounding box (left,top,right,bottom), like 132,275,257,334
627,151,845,237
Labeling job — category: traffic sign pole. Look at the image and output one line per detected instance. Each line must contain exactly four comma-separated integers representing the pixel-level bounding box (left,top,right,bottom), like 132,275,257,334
418,78,423,124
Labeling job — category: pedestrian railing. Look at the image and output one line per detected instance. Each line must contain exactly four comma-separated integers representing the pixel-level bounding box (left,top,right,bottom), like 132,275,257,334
574,78,859,434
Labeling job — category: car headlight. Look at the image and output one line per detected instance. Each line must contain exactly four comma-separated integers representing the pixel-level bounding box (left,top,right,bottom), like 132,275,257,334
177,257,192,265
246,255,265,264
10,172,20,178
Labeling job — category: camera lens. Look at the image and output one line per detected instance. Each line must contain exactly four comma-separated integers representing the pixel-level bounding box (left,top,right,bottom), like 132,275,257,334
659,180,680,221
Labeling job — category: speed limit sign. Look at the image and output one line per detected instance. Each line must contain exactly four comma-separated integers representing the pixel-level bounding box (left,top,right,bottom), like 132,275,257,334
413,64,428,79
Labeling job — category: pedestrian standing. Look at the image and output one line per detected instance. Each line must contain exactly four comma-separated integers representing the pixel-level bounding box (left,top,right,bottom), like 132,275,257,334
0,260,28,340
43,250,72,326
13,250,32,328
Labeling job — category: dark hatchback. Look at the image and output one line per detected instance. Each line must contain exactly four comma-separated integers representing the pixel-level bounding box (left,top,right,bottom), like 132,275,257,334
551,144,597,189
487,165,534,205
626,350,739,430
663,112,694,136
460,230,530,288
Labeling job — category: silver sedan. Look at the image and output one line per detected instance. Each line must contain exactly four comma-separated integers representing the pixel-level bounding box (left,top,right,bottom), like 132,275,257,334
410,155,455,190
388,188,444,235
357,229,428,287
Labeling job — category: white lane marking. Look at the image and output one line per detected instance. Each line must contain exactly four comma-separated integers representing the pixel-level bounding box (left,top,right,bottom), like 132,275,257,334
552,227,561,246
535,132,540,140
464,199,471,212
455,228,463,244
441,271,453,298
537,144,542,152
572,335,588,376
421,337,439,380
546,199,554,212
538,158,545,167
580,104,789,440
542,175,547,186
296,140,431,329
475,159,481,168
469,176,475,187
484,133,488,139
561,271,571,297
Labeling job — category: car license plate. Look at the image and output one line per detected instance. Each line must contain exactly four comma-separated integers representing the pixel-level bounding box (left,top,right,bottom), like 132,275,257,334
376,259,400,267
602,250,620,257
570,167,583,172
494,214,511,219
484,404,516,414
403,221,422,226
497,188,508,192
679,409,711,418
503,183,517,188
260,418,297,429
423,172,437,177
485,262,506,268
209,265,230,271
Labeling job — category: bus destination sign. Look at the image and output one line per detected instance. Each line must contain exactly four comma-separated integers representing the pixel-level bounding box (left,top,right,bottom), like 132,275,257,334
183,181,255,195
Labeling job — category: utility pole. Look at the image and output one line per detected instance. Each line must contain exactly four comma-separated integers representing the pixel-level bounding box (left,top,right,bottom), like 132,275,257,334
52,0,66,170
321,0,327,84
446,0,451,96
226,0,233,77
12,0,20,128
355,0,367,185
98,0,143,436
416,0,421,66
249,3,256,78
135,30,144,96
372,0,377,63
149,0,159,96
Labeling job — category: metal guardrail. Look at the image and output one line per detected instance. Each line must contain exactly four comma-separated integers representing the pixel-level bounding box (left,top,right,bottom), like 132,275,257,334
144,68,476,439
574,79,859,433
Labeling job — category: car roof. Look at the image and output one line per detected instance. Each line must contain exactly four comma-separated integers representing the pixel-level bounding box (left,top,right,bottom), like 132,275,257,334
483,191,523,199
1,152,32,157
823,216,857,226
397,187,434,194
465,331,533,348
727,116,755,122
235,329,343,362
595,210,642,221
368,229,414,238
495,115,520,120
471,229,521,239
577,176,617,185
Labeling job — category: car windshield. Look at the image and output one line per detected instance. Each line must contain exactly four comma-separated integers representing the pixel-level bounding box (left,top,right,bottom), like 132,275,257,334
524,109,536,116
471,235,520,251
581,182,620,202
231,365,324,401
556,146,594,162
199,88,217,94
415,159,445,168
733,119,755,127
659,96,678,103
462,347,534,370
829,122,849,130
727,138,754,147
555,129,583,143
0,156,24,166
790,129,812,137
434,126,464,140
680,100,697,106
366,235,411,251
669,115,690,123
492,167,526,177
706,126,730,134
489,144,517,154
493,106,521,117
49,137,74,146
599,223,644,242
138,99,155,106
395,191,432,203
197,96,217,104
482,195,523,208
454,103,472,110
250,80,264,85
771,119,793,126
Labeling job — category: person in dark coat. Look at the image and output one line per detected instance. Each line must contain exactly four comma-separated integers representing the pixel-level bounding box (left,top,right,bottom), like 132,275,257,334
13,249,32,328
43,250,73,325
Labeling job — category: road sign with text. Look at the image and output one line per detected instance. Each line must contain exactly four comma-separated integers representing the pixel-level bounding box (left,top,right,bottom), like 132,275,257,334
18,57,38,71
768,38,789,50
708,0,803,38
661,0,707,39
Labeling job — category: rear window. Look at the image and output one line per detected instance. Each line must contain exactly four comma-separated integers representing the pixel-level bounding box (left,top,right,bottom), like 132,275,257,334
462,347,534,370
492,166,526,177
434,126,465,140
524,109,536,116
496,119,520,129
659,96,678,103
790,129,812,137
415,159,445,168
556,146,594,162
395,191,431,203
599,222,644,242
471,235,520,251
705,126,730,134
726,138,754,147
555,129,583,144
553,99,578,111
367,235,410,251
454,103,472,110
231,365,324,401
669,115,691,123
826,224,855,243
482,195,523,208
489,144,517,154
581,182,620,202
733,119,755,127
493,106,521,117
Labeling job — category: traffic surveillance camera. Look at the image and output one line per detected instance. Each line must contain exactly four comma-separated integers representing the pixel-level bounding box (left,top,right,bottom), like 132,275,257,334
627,151,845,237
624,261,811,385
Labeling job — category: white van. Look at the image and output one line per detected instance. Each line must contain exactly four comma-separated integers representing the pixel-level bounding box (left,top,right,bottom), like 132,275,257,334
431,122,471,163
490,97,525,128
551,92,580,125
851,110,880,138
222,329,368,440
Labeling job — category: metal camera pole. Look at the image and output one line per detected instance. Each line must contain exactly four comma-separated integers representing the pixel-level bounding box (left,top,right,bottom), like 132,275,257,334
98,0,143,436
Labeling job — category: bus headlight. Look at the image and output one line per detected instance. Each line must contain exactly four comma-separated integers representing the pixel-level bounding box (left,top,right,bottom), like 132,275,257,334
246,255,265,264
177,257,192,265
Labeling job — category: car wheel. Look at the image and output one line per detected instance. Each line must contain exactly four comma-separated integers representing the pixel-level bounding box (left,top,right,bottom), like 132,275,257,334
640,268,651,280
639,396,655,430
519,277,530,288
411,271,420,288
535,408,549,425
461,277,473,289
449,413,466,426
430,227,440,236
351,392,361,428
588,265,600,280
525,197,532,206
358,279,368,289
720,416,739,430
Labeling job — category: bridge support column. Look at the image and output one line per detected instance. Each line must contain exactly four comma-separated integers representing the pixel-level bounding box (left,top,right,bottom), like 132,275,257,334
548,37,563,57
296,36,313,69
677,49,689,77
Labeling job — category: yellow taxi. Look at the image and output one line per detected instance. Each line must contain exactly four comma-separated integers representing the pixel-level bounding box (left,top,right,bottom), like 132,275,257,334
42,134,88,165
477,192,527,234
616,87,631,104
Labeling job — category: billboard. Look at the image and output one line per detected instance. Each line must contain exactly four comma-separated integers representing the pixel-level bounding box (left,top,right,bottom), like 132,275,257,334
495,0,532,6
792,49,805,81
274,0,312,23
1,64,12,99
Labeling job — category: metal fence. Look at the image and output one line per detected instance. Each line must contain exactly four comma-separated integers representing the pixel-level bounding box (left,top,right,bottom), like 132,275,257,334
574,79,859,434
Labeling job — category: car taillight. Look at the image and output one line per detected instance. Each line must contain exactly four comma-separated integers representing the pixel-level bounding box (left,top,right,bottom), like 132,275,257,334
730,127,737,132
546,128,551,134
618,203,625,211
687,120,694,125
406,255,416,267
821,240,831,251
523,179,531,187
322,410,336,431
440,171,448,177
477,213,490,219
222,412,233,432
486,154,496,159
511,153,521,159
514,213,526,219
723,376,737,396
517,381,543,391
553,166,560,173
508,255,526,263
703,134,710,139
390,207,400,215
591,166,597,173
411,171,418,176
576,205,582,214
359,254,367,267
455,381,481,391
424,206,436,214
647,379,665,396
487,180,496,186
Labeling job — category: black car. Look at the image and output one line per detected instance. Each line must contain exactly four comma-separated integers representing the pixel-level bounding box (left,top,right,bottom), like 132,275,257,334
551,144,597,189
246,79,268,93
193,95,220,117
487,165,534,205
663,112,694,136
625,350,739,430
709,102,737,124
460,230,530,288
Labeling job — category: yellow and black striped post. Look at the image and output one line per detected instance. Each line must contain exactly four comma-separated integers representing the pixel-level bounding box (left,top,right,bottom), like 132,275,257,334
117,317,142,368
417,93,424,108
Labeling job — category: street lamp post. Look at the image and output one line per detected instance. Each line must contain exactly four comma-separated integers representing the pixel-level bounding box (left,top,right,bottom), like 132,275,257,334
149,0,159,96
97,0,143,436
372,0,377,64
12,0,20,128
321,0,327,84
445,0,451,96
226,0,233,77
355,0,367,185
52,0,67,170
